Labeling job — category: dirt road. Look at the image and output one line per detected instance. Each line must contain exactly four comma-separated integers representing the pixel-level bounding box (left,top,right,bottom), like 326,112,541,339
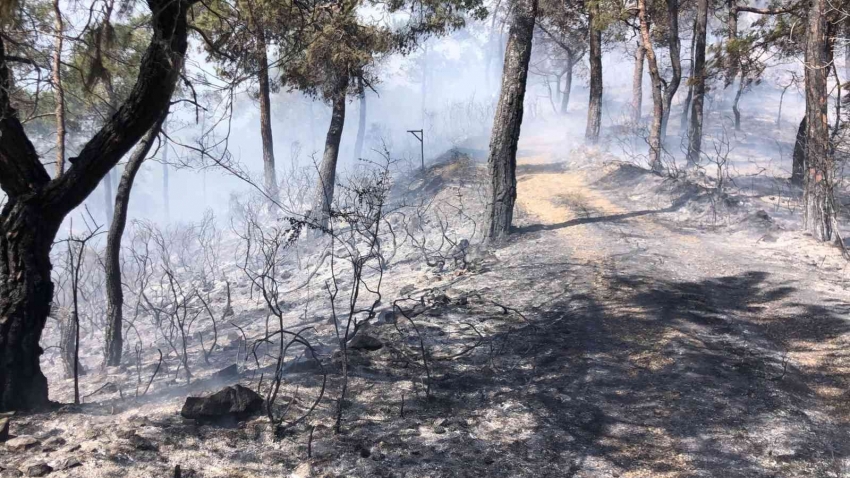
461,134,850,477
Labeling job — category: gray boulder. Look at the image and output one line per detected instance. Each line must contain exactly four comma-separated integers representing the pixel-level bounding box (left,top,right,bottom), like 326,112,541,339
181,385,263,422
348,334,383,352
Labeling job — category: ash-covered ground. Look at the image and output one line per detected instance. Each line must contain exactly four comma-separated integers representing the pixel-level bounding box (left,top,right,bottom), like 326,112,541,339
4,111,850,478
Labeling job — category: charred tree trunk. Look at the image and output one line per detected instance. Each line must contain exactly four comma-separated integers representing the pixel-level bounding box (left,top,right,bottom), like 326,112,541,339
791,116,806,187
255,28,278,202
104,117,166,366
585,10,603,143
638,0,664,171
0,203,57,410
660,0,681,142
560,49,573,114
312,79,349,229
0,0,190,411
486,0,536,241
353,77,366,161
686,0,708,166
803,0,837,241
680,18,697,132
632,42,645,125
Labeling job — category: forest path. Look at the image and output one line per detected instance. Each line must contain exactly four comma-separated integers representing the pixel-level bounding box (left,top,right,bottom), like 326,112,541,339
483,132,850,477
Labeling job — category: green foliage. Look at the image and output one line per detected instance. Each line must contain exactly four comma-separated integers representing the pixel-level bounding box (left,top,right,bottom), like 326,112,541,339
2,0,155,154
709,7,804,89
193,0,487,104
279,1,393,101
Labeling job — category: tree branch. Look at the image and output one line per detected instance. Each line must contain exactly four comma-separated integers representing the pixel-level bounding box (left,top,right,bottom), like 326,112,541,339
41,0,193,218
734,2,802,15
189,25,237,62
0,36,51,197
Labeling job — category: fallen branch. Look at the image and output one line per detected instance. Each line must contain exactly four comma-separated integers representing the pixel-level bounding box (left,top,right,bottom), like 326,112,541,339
141,349,163,397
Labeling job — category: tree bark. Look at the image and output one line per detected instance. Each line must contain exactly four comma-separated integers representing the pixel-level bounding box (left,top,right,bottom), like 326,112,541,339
686,0,708,166
0,203,56,411
631,42,645,125
353,77,366,161
585,9,603,143
104,116,166,366
803,0,836,241
486,0,536,241
52,0,66,178
638,0,664,171
0,0,190,412
660,0,681,142
791,116,806,187
312,78,349,229
256,29,279,202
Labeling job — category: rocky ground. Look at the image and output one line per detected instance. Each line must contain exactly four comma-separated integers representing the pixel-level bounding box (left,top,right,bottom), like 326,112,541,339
3,115,850,477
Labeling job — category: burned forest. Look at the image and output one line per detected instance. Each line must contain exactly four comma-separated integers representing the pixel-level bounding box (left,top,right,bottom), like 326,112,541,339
2,0,850,475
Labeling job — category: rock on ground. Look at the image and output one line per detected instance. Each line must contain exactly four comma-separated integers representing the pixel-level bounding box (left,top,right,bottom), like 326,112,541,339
180,384,263,422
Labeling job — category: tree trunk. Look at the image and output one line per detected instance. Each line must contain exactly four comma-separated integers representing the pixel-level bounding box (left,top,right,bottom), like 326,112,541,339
256,29,278,202
312,79,348,229
726,1,741,125
680,18,697,132
554,72,563,106
0,203,57,411
58,308,78,379
777,84,790,126
732,73,744,130
353,77,366,161
561,62,573,114
104,116,166,366
660,0,681,142
845,19,850,81
486,0,536,241
638,0,664,171
631,42,645,124
791,116,806,187
585,10,602,143
803,0,836,241
686,0,708,166
162,125,170,223
103,169,114,224
52,0,66,178
726,1,739,83
560,50,573,114
0,0,190,411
